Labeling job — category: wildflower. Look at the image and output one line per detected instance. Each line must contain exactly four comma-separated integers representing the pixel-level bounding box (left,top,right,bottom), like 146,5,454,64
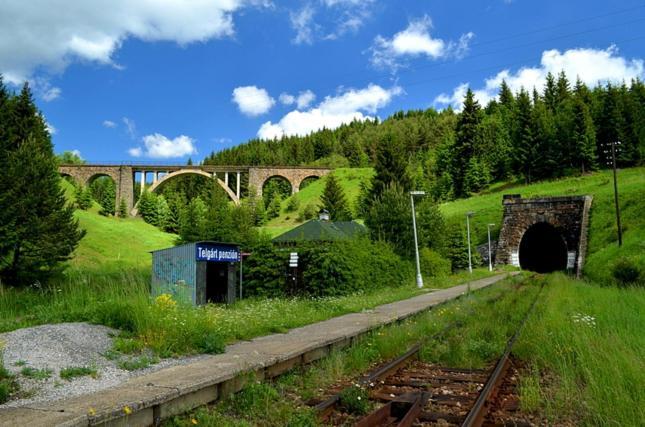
191,418,199,425
87,408,96,416
123,406,132,415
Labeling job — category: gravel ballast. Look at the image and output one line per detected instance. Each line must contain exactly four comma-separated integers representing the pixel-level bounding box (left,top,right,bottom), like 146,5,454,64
0,322,207,408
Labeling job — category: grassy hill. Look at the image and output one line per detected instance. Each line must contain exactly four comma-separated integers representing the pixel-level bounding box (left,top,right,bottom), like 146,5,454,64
262,167,373,237
60,180,176,273
263,166,643,284
438,167,644,284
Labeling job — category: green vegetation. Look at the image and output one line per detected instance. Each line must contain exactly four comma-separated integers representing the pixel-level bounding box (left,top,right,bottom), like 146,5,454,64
0,81,85,286
20,366,53,380
0,348,17,404
438,166,645,284
118,355,159,371
60,366,98,380
515,274,645,425
166,276,533,426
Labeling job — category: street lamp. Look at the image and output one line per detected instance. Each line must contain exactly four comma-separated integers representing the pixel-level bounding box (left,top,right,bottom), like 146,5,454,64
410,191,426,288
466,211,475,275
487,224,495,272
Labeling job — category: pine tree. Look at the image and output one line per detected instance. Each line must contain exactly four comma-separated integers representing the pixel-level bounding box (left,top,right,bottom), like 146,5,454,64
179,197,208,243
513,90,538,183
320,175,352,221
452,88,482,197
267,194,282,220
0,83,85,285
138,190,157,223
99,183,115,216
75,185,93,210
370,133,412,200
152,195,170,229
571,99,597,173
543,72,558,112
118,198,128,218
364,184,414,257
498,80,515,109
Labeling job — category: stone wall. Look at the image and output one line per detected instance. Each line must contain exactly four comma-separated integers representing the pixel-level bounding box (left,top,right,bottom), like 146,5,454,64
495,194,593,275
247,166,331,196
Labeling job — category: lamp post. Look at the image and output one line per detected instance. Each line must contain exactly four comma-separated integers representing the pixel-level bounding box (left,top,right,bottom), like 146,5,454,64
487,223,495,272
603,141,622,247
410,191,426,288
466,211,475,275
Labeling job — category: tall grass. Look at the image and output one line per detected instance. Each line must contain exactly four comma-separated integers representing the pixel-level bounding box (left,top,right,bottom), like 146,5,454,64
514,273,645,425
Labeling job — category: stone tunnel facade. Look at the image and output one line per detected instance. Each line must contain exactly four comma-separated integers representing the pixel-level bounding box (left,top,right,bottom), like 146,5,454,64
495,194,593,277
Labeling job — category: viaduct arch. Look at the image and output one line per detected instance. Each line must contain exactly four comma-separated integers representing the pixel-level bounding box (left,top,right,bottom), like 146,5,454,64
495,194,593,277
58,164,331,216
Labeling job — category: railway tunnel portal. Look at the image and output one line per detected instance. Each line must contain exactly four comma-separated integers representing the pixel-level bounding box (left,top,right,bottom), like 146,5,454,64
496,194,593,277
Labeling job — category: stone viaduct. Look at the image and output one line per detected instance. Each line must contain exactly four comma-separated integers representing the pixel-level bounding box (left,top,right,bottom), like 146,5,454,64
495,194,593,277
58,164,331,216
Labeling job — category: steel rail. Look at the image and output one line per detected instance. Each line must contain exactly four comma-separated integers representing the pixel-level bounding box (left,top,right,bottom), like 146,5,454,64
460,283,544,427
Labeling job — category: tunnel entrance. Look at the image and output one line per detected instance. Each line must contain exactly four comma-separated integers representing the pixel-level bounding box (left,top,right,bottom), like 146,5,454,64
519,222,568,273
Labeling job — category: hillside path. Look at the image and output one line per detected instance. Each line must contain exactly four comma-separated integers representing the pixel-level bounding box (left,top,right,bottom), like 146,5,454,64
0,272,517,427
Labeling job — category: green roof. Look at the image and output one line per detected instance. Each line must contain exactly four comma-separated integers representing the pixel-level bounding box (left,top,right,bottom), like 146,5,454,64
272,220,366,243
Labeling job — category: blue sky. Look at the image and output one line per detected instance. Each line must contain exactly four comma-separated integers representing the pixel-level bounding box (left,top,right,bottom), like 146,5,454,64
1,0,644,162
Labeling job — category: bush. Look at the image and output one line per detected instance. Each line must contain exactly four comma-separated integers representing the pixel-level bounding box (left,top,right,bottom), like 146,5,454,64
612,258,642,287
419,248,451,278
338,384,370,415
285,197,300,213
297,203,317,222
0,381,9,404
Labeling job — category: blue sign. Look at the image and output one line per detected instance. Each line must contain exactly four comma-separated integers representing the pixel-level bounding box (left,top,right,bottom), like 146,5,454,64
195,243,240,262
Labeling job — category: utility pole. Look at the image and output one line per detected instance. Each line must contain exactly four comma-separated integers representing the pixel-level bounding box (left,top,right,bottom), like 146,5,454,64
604,141,623,246
410,191,426,288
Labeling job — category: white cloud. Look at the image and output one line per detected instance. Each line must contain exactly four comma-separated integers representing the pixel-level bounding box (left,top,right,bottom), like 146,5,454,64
129,133,197,158
102,120,117,128
290,5,316,45
232,85,275,116
122,117,136,139
296,90,316,109
0,0,251,84
128,147,143,157
370,15,474,72
434,46,645,110
70,149,83,159
42,86,61,102
45,121,57,135
258,84,401,139
279,92,295,105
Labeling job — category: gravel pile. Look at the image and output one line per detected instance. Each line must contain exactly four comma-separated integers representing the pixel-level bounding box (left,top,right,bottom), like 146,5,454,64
0,322,207,408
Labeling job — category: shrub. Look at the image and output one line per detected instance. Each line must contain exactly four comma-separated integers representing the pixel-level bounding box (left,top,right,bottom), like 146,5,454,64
0,381,9,404
297,203,317,222
338,384,370,415
612,258,642,287
419,248,451,278
195,330,225,354
285,197,300,213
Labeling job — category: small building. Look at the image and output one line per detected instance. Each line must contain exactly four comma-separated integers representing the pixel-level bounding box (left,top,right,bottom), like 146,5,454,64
151,241,240,305
272,219,367,244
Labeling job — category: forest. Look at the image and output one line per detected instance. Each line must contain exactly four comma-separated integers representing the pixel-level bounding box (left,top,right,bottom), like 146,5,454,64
206,72,644,200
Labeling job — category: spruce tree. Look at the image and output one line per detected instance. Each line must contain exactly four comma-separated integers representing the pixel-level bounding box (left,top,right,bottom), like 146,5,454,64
138,190,156,223
513,90,538,183
571,99,597,173
99,183,115,216
267,194,282,220
118,198,128,218
370,133,412,200
320,175,352,221
543,72,558,112
0,83,85,285
179,197,208,243
75,185,93,210
452,88,482,197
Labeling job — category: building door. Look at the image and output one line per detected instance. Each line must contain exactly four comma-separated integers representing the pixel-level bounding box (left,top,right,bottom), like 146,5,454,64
206,263,228,303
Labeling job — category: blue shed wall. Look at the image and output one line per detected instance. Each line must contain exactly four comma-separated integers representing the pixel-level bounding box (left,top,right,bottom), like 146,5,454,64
151,243,197,304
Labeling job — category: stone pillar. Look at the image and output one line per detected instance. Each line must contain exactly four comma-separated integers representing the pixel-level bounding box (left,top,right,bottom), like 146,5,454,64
140,171,145,194
225,172,229,187
236,172,241,198
153,171,158,185
116,166,134,216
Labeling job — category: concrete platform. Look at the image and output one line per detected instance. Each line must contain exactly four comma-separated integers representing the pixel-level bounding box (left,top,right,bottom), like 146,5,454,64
0,273,515,426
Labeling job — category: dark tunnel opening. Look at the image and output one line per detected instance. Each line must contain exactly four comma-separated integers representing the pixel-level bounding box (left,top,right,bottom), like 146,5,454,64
519,222,568,273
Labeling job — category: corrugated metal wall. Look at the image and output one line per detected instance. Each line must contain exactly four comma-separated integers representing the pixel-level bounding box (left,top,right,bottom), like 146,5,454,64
151,243,197,304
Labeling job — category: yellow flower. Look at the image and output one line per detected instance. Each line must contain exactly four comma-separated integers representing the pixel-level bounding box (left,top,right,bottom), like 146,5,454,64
123,406,132,415
87,408,96,416
155,293,177,310
191,418,199,425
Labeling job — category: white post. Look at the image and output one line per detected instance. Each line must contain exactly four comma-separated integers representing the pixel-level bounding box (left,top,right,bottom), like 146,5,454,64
466,213,473,274
487,224,494,272
239,255,243,300
410,192,424,289
140,171,145,194
236,172,241,198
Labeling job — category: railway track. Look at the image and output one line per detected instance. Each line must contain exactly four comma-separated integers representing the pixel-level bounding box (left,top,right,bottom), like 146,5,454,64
312,280,542,427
